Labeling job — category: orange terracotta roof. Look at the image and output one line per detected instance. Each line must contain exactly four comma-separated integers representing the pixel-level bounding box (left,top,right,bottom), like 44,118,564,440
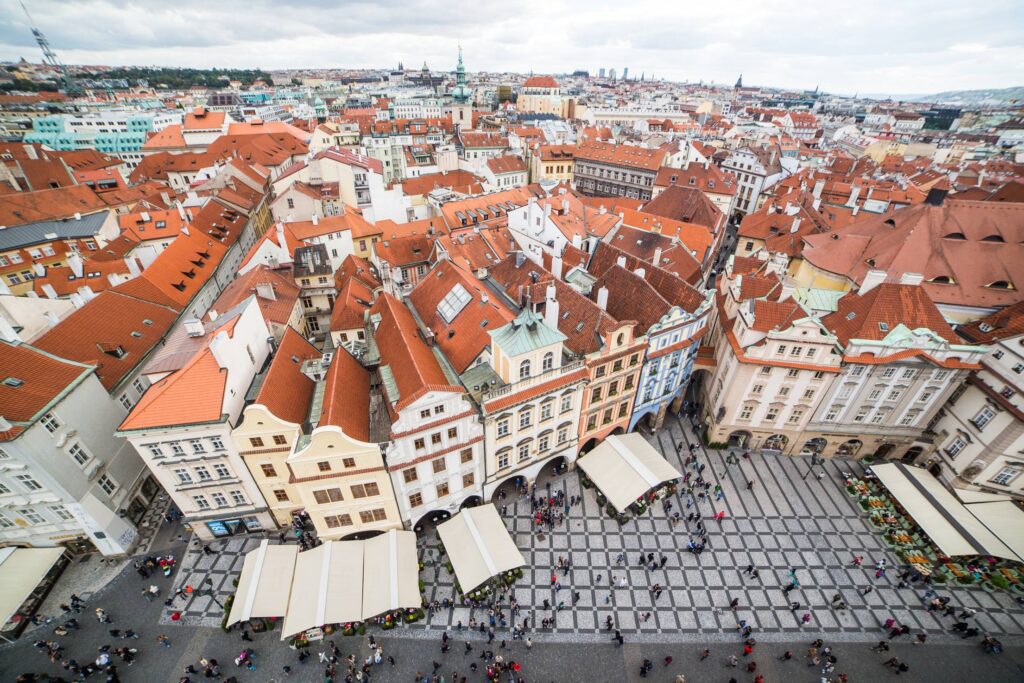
318,349,371,441
119,346,227,431
399,170,484,197
822,283,958,345
614,211,713,265
254,327,319,425
523,76,559,88
330,275,374,331
0,341,94,441
118,208,189,242
486,155,527,175
0,185,107,225
575,140,666,172
211,265,301,329
641,184,725,233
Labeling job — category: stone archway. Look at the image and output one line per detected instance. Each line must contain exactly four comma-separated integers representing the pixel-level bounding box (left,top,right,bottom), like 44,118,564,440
340,529,385,541
873,443,896,460
489,474,527,504
762,434,789,452
684,368,711,417
412,509,452,533
901,446,924,464
836,439,863,457
460,495,482,510
802,437,828,455
580,438,600,455
727,430,752,448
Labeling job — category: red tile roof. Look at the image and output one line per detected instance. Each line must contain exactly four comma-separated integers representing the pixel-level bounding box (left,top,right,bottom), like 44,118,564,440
612,214,713,267
523,76,559,89
641,185,725,233
486,155,527,175
318,348,371,441
0,341,94,441
119,345,227,431
211,265,301,330
399,170,484,197
822,283,958,345
575,140,666,172
0,185,107,225
254,326,319,425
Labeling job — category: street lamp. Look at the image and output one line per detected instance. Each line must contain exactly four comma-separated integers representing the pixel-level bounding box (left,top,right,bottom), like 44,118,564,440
203,578,223,609
802,453,825,480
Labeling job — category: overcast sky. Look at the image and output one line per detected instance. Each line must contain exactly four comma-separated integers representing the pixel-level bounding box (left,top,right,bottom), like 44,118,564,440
1,0,1021,95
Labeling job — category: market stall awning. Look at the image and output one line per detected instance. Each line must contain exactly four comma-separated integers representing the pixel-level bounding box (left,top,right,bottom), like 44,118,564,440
227,541,298,627
962,500,1024,565
437,504,525,594
871,463,1022,563
0,547,65,636
577,433,682,512
279,529,419,639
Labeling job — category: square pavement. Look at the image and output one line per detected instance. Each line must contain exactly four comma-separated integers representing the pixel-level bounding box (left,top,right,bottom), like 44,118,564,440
160,414,1024,642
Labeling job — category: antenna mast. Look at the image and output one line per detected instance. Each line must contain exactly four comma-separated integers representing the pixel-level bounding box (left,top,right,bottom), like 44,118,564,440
20,1,76,94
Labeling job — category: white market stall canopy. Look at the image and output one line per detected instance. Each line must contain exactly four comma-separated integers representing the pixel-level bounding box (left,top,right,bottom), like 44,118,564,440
871,463,1023,563
0,547,65,639
577,433,682,512
279,529,419,639
436,504,525,594
226,540,298,627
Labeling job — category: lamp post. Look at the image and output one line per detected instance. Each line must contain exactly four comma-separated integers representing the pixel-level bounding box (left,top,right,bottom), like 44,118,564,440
203,578,223,609
803,453,825,480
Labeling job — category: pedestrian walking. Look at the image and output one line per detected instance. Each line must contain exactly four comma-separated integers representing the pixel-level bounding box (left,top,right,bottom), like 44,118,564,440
157,634,171,648
700,648,710,660
801,612,812,625
728,654,738,667
862,586,874,596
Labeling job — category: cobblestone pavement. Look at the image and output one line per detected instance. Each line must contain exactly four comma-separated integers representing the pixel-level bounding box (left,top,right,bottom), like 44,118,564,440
158,413,1024,645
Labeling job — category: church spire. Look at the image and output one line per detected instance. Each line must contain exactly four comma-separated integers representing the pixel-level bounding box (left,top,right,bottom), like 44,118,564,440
735,73,743,89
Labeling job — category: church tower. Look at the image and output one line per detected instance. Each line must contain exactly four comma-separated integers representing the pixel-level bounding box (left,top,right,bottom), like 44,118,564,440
735,74,743,89
451,46,473,130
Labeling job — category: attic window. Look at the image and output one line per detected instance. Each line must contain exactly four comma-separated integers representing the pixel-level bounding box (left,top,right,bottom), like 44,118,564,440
143,319,153,325
979,323,993,333
929,275,954,284
981,235,1005,243
878,322,889,332
942,232,966,240
846,312,856,320
987,280,1014,290
884,219,896,227
130,331,142,338
2,377,24,388
575,322,585,332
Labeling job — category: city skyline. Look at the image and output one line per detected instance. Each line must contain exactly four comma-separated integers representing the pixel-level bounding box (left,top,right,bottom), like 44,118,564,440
1,0,1022,95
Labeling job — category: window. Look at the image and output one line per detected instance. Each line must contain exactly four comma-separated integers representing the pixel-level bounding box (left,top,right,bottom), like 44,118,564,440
409,492,423,508
542,352,554,372
51,505,74,521
249,437,264,448
463,472,475,488
170,442,185,455
586,414,597,431
273,489,289,502
991,467,1020,487
0,512,12,529
813,371,825,380
518,410,532,429
359,508,387,523
21,508,46,525
870,410,886,425
210,437,224,450
446,427,458,440
497,450,511,469
919,390,935,403
778,387,790,397
190,439,206,454
324,514,353,528
760,367,772,376
1001,387,1015,399
68,442,89,466
174,468,192,484
15,474,42,491
460,448,473,464
431,433,442,445
317,461,331,472
945,437,966,458
802,389,815,400
790,346,803,357
260,464,277,477
882,368,897,379
560,394,573,413
629,354,639,366
854,409,868,423
403,468,419,484
765,407,779,421
497,415,511,437
414,436,427,450
538,432,551,452
213,464,230,478
436,482,450,498
518,442,531,462
120,394,133,410
618,401,629,418
313,488,344,504
433,405,445,415
934,370,951,381
972,407,996,431
519,360,531,380
97,474,117,496
420,409,431,419
272,435,287,446
739,405,754,420
887,389,902,401
805,348,817,359
824,407,839,421
901,368,917,379
868,388,883,401
194,466,211,481
899,411,918,426
540,401,553,421
851,366,865,377
776,345,787,356
230,490,247,505
751,384,763,395
787,368,799,378
432,458,446,474
41,412,60,433
351,482,380,498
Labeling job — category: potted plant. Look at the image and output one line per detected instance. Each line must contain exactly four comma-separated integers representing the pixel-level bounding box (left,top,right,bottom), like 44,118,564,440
991,574,1010,591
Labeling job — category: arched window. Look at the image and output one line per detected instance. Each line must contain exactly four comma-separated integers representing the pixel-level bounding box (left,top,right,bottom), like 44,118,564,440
542,352,554,372
519,359,531,380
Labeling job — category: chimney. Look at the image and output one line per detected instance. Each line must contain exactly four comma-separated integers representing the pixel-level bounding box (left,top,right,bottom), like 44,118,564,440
543,202,552,218
858,269,887,295
812,198,821,211
899,272,924,287
596,286,609,311
41,283,58,299
184,318,206,337
852,205,859,216
32,262,45,277
778,279,797,302
69,292,85,309
561,199,570,215
77,286,96,302
551,255,563,279
813,178,825,198
572,233,582,249
208,330,231,370
634,267,646,278
653,246,662,265
616,255,627,268
208,309,219,322
924,186,948,206
43,310,60,327
124,256,142,278
312,213,319,225
846,184,861,208
176,200,186,220
0,315,21,342
255,282,277,300
544,284,560,331
73,212,81,221
67,251,84,278
789,217,802,233
23,144,38,161
703,160,709,170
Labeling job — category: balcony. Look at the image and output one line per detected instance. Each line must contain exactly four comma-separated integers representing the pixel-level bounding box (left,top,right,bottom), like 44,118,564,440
486,360,585,401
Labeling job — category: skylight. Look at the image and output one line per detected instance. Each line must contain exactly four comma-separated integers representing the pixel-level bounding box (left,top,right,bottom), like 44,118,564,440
3,377,23,388
437,283,472,323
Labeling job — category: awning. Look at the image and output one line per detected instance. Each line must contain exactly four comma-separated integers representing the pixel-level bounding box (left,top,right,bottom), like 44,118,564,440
226,540,298,626
963,500,1024,565
576,433,682,512
437,504,525,594
278,529,419,639
871,463,1022,563
0,547,65,635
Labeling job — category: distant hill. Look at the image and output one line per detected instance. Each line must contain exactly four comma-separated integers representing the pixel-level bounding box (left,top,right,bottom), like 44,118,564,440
864,87,1024,105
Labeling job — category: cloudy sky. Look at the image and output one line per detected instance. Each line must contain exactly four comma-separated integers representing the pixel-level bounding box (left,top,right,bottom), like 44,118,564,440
1,0,1021,95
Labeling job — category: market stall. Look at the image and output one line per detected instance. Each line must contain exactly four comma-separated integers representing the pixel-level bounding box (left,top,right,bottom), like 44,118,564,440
436,504,525,596
0,547,68,642
576,433,682,516
226,540,298,628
